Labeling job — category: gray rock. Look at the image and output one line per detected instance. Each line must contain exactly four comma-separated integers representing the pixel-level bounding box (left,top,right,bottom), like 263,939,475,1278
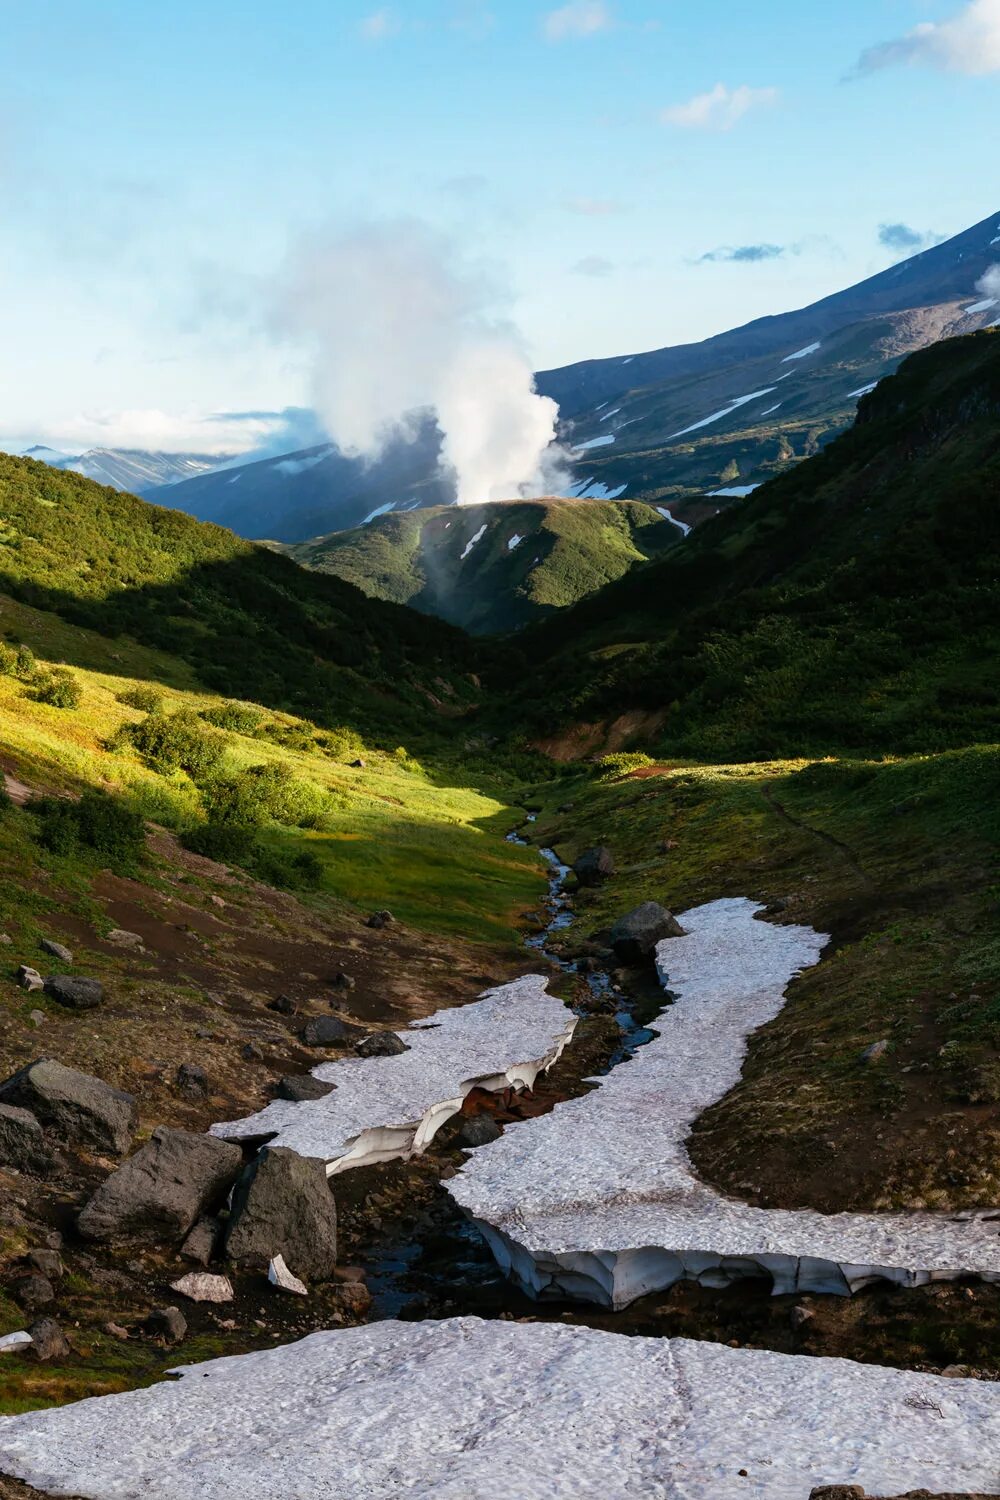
26,1317,70,1361
26,1249,63,1280
16,965,44,992
459,1115,502,1148
44,974,103,1011
0,1103,48,1172
180,1215,222,1266
301,1016,355,1048
10,1272,55,1309
329,972,356,994
176,1062,209,1099
276,1075,336,1103
267,994,298,1015
145,1306,187,1344
0,1059,137,1155
0,932,12,945
859,1040,890,1065
354,1032,408,1058
78,1127,242,1244
572,846,616,887
106,929,144,950
225,1145,337,1281
610,903,685,965
365,909,394,930
169,1272,233,1304
40,939,73,964
241,1042,264,1062
28,1009,45,1028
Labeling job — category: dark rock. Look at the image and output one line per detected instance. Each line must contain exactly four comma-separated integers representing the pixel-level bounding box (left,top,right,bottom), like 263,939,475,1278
764,897,789,915
15,965,44,992
11,1272,55,1309
329,972,356,994
176,1062,210,1099
808,1490,866,1500
26,1317,70,1361
276,1075,336,1103
78,1127,242,1244
40,939,73,964
0,1102,48,1172
459,1115,502,1148
145,1306,187,1344
241,1042,264,1062
355,1032,408,1058
859,1040,890,1065
44,974,103,1011
610,903,685,965
365,910,394,930
0,1058,137,1155
349,758,366,768
225,1145,337,1281
301,1016,356,1048
572,846,616,887
180,1215,223,1266
267,994,298,1015
337,1280,372,1317
26,1249,63,1280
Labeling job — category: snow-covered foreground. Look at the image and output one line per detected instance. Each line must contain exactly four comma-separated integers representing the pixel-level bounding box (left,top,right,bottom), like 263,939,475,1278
451,899,1000,1308
2,1318,999,1500
211,976,576,1175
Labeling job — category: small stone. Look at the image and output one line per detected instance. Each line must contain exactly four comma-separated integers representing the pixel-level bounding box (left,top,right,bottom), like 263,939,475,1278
145,1306,187,1344
27,1249,63,1280
169,1272,234,1304
328,973,356,994
267,995,298,1015
276,1075,336,1103
0,1102,48,1172
27,1317,70,1361
241,1042,264,1062
365,910,394,930
354,1032,408,1059
333,1265,367,1284
337,1281,372,1318
0,933,12,945
940,1363,975,1378
15,966,44,993
0,1330,33,1354
176,1062,210,1099
301,1016,355,1049
181,1216,222,1266
268,1254,309,1296
44,974,103,1011
103,1322,130,1340
859,1040,889,1065
106,929,144,951
40,939,73,964
28,1010,45,1028
459,1115,502,1149
790,1304,815,1331
209,895,226,909
11,1273,55,1309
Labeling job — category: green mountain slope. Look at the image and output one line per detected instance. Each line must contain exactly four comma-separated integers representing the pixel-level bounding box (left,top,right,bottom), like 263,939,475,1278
282,498,681,635
502,329,1000,758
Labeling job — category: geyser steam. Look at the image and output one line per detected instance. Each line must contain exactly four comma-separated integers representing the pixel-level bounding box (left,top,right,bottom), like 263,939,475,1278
276,221,561,504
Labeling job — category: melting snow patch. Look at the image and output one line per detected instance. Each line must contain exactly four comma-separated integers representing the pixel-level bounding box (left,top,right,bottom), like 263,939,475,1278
2,1318,1000,1500
452,898,1000,1309
212,977,576,1174
360,501,397,526
656,506,691,537
507,534,524,551
227,473,242,485
569,480,628,500
761,402,782,415
963,297,998,315
781,341,821,362
706,485,760,498
847,382,879,399
460,523,488,560
667,389,776,440
621,356,634,364
572,434,616,452
599,407,621,422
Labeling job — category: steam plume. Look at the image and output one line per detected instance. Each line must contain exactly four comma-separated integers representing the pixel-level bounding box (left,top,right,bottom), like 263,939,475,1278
275,221,561,504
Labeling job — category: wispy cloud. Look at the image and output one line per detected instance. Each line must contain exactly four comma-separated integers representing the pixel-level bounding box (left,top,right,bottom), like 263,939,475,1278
24,408,315,458
359,8,401,41
543,2,613,41
878,222,942,254
572,255,615,276
662,82,778,131
699,243,785,263
853,0,1000,75
564,196,624,216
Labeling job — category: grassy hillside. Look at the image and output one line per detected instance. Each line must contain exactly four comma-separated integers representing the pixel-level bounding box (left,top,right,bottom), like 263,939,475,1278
503,330,1000,759
283,498,680,635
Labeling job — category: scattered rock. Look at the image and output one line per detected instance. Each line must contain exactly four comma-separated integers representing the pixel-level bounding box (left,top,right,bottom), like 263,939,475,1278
78,1127,242,1244
859,1040,890,1065
329,973,356,994
337,1280,372,1318
44,974,104,1011
355,1032,408,1059
225,1145,337,1281
0,1330,32,1354
333,1265,367,1284
0,932,12,945
572,846,616,887
28,1009,45,1028
169,1272,234,1304
181,1215,223,1266
176,1062,210,1100
459,1115,502,1148
26,1249,63,1280
241,1042,264,1062
365,910,394,930
276,1075,336,1103
15,966,44,993
790,1304,815,1331
26,1317,70,1361
0,1102,48,1172
940,1364,975,1378
103,1322,130,1341
10,1273,54,1310
267,994,298,1016
268,1254,309,1296
301,1016,356,1049
0,1058,137,1155
40,939,73,964
145,1306,187,1344
764,898,789,915
349,758,366,769
610,903,685,965
106,929,144,951
209,895,226,909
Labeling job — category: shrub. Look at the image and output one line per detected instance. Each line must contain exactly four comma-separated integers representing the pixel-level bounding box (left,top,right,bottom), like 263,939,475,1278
117,685,164,714
29,790,146,871
201,700,267,735
181,822,256,864
13,645,36,682
594,751,655,782
252,844,324,891
0,643,18,676
114,709,225,783
34,669,82,710
202,763,328,828
314,725,366,762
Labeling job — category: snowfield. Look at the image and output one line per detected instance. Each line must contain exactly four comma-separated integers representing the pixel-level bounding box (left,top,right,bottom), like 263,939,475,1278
572,434,616,451
2,1318,999,1500
451,899,1000,1308
781,341,821,362
460,522,487,559
668,389,776,440
656,506,691,536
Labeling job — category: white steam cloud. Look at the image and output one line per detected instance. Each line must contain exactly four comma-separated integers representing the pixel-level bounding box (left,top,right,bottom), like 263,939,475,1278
275,221,563,505
976,263,1000,301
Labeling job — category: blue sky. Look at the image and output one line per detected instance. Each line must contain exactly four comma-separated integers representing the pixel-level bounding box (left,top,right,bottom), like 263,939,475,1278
2,0,998,453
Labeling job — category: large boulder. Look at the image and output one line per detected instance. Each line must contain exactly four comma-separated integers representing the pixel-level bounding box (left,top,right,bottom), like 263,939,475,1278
276,1075,336,1103
610,902,685,965
78,1127,242,1244
0,1059,137,1156
572,846,616,887
0,1103,48,1172
44,975,104,1011
224,1146,337,1281
301,1016,357,1049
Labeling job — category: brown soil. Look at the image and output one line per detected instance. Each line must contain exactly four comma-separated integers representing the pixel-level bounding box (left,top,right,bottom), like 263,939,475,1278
533,708,667,763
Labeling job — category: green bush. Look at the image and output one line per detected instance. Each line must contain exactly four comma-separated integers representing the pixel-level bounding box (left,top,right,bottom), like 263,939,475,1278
594,751,655,782
0,643,18,676
180,823,322,890
117,685,164,714
13,645,36,682
29,790,146,871
252,844,324,890
202,763,327,828
201,700,267,735
34,669,82,710
113,709,226,783
181,822,256,863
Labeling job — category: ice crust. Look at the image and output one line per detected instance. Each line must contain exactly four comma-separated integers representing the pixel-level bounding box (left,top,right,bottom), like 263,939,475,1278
451,899,1000,1308
2,1317,1000,1500
656,505,691,536
211,976,577,1174
782,341,821,361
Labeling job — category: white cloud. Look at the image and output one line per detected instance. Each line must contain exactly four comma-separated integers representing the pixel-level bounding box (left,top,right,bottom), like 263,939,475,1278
855,0,1000,75
359,9,400,41
572,256,615,277
661,82,778,131
543,2,612,41
564,197,623,216
25,409,300,457
977,263,1000,299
